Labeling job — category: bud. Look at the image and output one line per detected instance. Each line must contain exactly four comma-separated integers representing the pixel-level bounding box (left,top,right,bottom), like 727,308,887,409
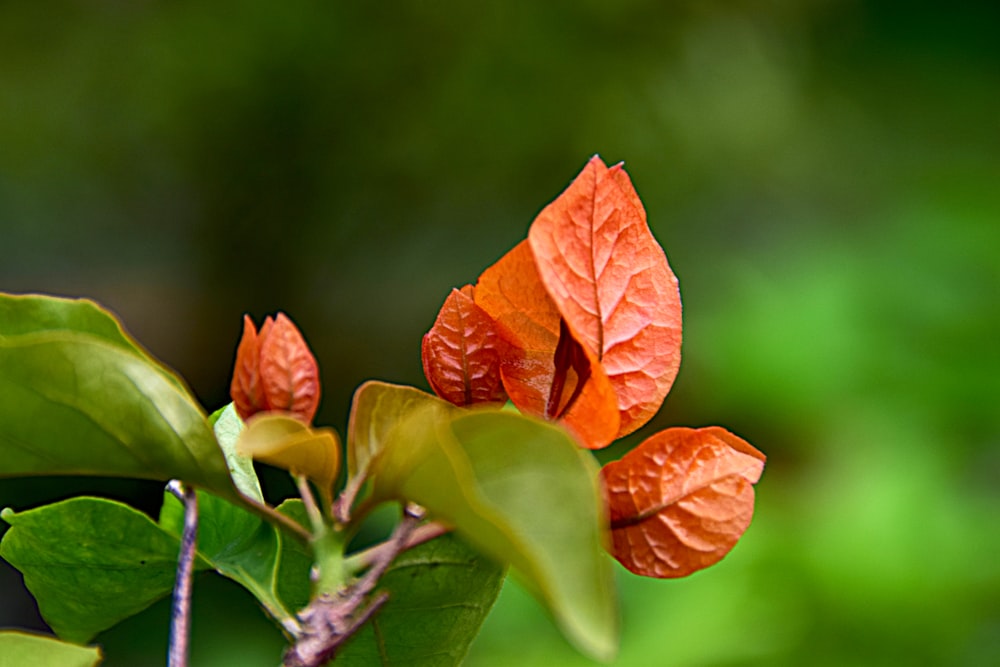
230,313,321,423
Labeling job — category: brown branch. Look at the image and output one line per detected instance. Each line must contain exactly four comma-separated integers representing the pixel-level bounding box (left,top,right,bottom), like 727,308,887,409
167,481,198,667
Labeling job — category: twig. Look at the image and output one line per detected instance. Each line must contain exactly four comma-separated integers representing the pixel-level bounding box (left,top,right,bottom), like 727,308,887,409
332,470,367,524
343,520,451,574
281,504,430,667
167,481,198,667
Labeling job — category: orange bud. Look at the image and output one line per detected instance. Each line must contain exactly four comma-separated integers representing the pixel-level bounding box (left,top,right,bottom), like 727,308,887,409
230,313,321,423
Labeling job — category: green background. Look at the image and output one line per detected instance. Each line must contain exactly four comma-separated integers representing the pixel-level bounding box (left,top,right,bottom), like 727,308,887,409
1,1,997,665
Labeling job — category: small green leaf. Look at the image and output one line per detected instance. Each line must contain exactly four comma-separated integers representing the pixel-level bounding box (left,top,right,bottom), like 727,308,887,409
368,407,618,661
209,403,263,502
0,498,183,643
0,294,236,499
236,414,341,501
159,490,308,627
347,381,453,478
0,630,102,667
335,533,506,666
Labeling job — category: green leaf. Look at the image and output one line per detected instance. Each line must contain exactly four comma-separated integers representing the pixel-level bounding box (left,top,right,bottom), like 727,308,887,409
0,631,102,667
335,533,506,666
347,381,452,478
0,294,235,499
209,403,263,502
368,407,618,661
159,490,310,628
274,499,314,613
0,498,183,644
0,292,184,391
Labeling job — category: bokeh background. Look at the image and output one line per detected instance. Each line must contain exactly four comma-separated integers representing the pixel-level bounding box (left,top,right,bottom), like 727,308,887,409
1,1,998,665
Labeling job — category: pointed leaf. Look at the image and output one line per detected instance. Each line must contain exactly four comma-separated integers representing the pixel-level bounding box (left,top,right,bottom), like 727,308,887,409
474,242,620,448
209,403,264,502
334,533,505,667
236,414,340,496
369,407,618,661
346,381,453,478
230,315,268,420
0,631,102,667
258,313,321,423
601,427,765,578
0,327,235,499
422,286,508,407
0,498,184,643
527,156,683,437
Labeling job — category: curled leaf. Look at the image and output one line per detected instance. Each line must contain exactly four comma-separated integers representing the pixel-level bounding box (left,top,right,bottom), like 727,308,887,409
230,313,321,423
237,414,340,498
528,156,682,437
601,427,765,578
422,285,508,406
474,241,620,448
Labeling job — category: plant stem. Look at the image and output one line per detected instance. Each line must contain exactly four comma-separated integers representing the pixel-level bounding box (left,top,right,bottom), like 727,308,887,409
282,504,430,667
343,520,452,574
294,474,325,534
167,481,198,667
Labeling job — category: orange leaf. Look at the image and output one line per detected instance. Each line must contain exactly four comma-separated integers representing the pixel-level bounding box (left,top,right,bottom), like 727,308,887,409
528,156,682,437
475,241,620,448
230,315,268,420
601,427,765,578
422,285,508,406
258,313,321,423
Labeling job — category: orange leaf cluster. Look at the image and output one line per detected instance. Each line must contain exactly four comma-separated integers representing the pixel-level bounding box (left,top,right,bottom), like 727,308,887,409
422,155,765,578
230,313,321,424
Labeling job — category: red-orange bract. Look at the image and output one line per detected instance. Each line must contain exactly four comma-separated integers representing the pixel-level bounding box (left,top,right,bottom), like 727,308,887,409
421,285,508,407
420,155,764,579
230,313,321,424
601,427,765,578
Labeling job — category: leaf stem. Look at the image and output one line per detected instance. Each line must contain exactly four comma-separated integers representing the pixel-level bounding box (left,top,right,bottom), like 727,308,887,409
241,495,313,544
167,481,198,667
294,474,325,535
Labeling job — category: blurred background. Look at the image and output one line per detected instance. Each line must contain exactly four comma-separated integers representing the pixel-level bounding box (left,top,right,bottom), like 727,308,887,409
1,1,998,665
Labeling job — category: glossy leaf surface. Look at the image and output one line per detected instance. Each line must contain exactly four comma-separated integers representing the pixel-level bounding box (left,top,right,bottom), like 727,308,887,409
0,295,235,499
528,156,683,437
474,242,620,448
0,631,102,667
0,498,184,643
369,407,618,661
335,533,505,666
601,427,765,578
422,286,508,407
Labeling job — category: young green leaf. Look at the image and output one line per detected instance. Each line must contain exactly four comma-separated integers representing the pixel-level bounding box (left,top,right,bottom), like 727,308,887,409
0,631,102,667
334,533,505,667
346,380,454,478
235,414,340,499
0,498,187,643
367,407,618,661
0,303,236,500
527,156,683,438
601,427,765,578
209,403,264,502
